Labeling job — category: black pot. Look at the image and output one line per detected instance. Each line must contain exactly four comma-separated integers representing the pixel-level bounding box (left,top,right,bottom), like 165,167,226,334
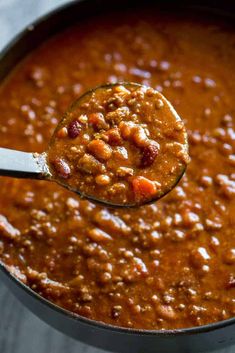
0,1,235,352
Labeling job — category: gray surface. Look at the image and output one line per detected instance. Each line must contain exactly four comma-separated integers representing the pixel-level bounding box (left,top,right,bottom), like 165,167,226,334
0,1,234,353
0,284,103,353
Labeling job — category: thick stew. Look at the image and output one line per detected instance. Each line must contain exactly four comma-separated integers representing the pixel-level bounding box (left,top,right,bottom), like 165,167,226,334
0,9,235,330
48,83,188,206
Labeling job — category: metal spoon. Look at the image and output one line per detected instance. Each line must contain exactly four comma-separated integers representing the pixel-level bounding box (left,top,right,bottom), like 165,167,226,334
0,83,188,208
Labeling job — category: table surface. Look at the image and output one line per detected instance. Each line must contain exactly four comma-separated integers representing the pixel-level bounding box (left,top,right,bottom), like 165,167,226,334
0,1,234,352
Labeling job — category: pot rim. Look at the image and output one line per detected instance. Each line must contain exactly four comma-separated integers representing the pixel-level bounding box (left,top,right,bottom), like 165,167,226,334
1,0,235,338
1,261,235,336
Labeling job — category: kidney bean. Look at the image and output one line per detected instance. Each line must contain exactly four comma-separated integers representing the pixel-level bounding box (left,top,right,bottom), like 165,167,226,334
67,119,82,138
52,158,71,179
140,142,159,168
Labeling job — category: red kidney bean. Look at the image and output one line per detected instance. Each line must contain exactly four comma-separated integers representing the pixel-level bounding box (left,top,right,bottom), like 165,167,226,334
67,119,82,138
52,158,71,179
140,142,159,168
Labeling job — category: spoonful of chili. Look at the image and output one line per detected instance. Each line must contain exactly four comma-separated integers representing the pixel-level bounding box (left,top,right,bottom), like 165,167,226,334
0,83,189,207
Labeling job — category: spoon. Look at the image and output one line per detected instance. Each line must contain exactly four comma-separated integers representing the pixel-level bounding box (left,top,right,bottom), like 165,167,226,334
0,83,189,208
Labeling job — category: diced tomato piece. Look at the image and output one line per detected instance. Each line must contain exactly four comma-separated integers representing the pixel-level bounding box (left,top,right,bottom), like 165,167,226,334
131,176,157,200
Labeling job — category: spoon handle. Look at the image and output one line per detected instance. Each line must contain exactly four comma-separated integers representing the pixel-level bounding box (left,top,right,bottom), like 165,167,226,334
0,148,50,179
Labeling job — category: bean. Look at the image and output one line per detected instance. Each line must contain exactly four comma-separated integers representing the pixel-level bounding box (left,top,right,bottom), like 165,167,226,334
140,142,159,168
67,119,82,138
57,127,68,138
156,304,176,320
88,139,112,161
52,158,71,179
119,121,136,139
87,228,112,242
132,126,149,147
95,174,111,185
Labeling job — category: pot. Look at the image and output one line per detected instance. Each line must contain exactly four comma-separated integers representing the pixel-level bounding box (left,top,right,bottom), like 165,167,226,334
0,1,235,352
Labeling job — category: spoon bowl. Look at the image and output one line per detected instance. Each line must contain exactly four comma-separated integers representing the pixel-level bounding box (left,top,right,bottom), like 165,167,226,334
0,83,189,208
